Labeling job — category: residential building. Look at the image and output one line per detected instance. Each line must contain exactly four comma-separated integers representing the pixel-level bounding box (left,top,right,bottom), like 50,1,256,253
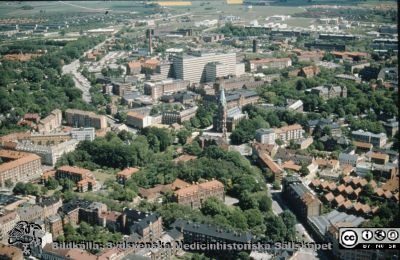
47,214,64,238
255,128,276,145
282,176,321,221
37,109,62,133
173,179,225,209
116,167,140,184
173,52,237,83
121,209,163,241
170,219,253,244
37,196,63,219
249,57,292,72
351,130,387,148
254,148,284,181
0,211,20,243
0,150,42,187
144,79,189,100
65,109,107,129
17,205,43,222
54,166,98,192
275,124,303,142
15,139,79,166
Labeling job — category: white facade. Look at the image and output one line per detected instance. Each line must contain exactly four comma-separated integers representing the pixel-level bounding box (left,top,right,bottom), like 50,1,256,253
16,139,79,166
255,128,276,145
173,52,237,83
71,127,95,141
235,63,246,77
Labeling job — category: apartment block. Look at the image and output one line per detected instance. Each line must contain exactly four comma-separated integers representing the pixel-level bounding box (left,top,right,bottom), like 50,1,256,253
0,211,20,243
174,179,225,209
282,176,321,221
0,150,42,187
121,209,163,241
173,52,237,83
37,109,62,133
65,109,107,129
275,124,304,142
54,166,98,192
15,139,79,166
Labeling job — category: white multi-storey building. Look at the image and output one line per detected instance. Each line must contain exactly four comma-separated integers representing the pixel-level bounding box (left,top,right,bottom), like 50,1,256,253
71,127,96,141
173,52,237,83
255,128,276,145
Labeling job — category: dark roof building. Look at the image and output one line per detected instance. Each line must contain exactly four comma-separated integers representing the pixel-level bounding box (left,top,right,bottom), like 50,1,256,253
282,176,321,222
170,219,253,244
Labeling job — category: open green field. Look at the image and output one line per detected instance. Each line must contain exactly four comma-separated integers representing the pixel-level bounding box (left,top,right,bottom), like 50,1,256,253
0,1,152,18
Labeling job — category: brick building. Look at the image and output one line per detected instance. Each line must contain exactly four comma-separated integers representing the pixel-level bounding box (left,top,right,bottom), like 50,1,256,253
54,166,98,192
174,179,225,209
249,57,292,72
282,176,321,221
162,106,198,125
116,167,140,184
0,211,20,243
144,79,189,100
37,196,63,219
65,109,107,129
37,109,62,133
121,209,163,241
0,150,42,188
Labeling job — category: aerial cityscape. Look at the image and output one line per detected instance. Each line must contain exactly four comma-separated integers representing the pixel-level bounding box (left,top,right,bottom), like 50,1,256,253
0,0,398,259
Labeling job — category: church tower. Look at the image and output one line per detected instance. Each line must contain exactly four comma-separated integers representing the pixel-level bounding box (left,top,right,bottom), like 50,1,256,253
213,88,227,139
